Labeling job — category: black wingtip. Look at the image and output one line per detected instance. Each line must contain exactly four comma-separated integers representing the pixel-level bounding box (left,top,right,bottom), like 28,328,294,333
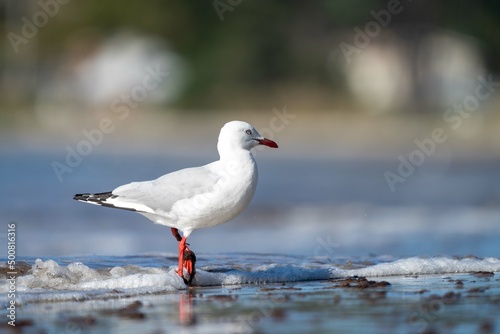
73,192,138,212
73,192,114,203
73,193,89,201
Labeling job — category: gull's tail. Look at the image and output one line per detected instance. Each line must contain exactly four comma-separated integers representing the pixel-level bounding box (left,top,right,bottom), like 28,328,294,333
73,192,153,213
73,192,128,209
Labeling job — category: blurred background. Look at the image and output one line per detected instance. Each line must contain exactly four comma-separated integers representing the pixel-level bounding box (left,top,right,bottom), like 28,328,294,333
1,0,500,259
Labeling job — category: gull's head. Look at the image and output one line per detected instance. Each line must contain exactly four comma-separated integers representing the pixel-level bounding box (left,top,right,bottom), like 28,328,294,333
218,121,278,153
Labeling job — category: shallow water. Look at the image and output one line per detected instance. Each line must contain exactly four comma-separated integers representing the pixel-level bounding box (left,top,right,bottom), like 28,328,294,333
2,149,500,258
2,147,500,332
1,254,499,333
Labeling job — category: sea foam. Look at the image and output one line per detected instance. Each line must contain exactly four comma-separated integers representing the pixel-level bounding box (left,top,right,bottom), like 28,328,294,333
1,256,498,304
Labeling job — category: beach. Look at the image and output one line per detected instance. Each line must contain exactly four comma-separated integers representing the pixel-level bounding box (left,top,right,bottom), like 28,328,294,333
1,254,500,333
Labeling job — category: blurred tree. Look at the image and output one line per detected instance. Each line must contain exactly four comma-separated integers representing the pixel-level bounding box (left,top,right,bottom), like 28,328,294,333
1,0,499,112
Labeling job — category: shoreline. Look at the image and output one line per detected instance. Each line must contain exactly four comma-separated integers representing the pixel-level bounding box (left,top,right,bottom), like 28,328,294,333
1,254,499,333
2,109,500,160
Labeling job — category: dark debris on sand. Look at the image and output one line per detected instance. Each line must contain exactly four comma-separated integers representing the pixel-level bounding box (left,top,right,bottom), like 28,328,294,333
102,300,146,320
472,271,495,278
206,294,238,302
65,315,97,327
0,318,34,333
330,276,391,289
0,261,31,278
426,291,461,304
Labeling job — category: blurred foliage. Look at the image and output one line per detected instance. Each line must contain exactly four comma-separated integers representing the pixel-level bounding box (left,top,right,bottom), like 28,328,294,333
1,0,500,111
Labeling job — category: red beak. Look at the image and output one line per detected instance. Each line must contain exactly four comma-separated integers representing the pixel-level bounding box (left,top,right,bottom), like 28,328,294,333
257,138,278,148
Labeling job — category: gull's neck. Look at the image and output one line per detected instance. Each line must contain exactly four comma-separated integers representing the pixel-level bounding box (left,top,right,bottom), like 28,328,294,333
218,144,254,163
217,137,253,160
216,143,257,187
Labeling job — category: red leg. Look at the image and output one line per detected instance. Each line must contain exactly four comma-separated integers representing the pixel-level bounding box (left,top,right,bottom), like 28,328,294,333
171,228,182,241
177,237,187,276
177,236,196,284
172,229,196,284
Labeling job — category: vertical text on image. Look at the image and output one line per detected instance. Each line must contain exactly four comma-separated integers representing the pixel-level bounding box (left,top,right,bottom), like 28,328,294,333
6,222,17,327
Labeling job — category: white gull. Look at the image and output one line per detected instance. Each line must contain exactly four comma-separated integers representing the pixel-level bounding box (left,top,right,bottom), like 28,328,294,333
74,120,278,284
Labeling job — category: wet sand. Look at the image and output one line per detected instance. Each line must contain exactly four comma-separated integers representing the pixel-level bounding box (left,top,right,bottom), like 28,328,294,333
1,257,499,334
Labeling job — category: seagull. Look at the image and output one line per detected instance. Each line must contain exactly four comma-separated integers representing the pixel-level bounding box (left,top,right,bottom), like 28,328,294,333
74,120,278,284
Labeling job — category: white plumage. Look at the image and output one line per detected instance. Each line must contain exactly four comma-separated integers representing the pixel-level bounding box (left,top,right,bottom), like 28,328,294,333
74,120,278,284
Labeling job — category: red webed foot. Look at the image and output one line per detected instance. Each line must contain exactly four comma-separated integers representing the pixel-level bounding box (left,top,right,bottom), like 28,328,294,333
177,236,196,285
183,249,196,285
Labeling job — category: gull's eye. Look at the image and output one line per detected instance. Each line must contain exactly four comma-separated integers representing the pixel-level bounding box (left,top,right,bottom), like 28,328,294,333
245,129,252,135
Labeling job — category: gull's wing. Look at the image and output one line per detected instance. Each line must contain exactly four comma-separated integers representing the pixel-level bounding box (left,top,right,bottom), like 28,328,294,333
108,165,221,214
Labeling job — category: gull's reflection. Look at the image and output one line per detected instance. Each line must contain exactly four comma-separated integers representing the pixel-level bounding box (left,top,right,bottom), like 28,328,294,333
179,289,196,326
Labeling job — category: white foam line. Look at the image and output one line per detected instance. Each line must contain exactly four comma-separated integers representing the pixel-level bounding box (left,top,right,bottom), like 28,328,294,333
1,256,499,305
335,257,500,277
